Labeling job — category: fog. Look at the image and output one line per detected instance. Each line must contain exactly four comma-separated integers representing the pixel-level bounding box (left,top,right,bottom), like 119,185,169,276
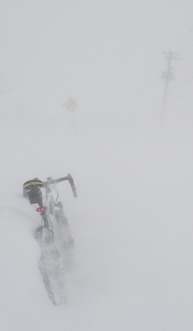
0,1,193,330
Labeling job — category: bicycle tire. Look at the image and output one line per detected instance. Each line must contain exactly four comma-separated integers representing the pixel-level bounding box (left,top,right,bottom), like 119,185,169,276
35,226,66,305
54,206,75,274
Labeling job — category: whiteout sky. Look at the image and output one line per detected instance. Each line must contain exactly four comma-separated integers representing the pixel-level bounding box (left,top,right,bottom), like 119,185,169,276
0,0,193,128
0,1,193,330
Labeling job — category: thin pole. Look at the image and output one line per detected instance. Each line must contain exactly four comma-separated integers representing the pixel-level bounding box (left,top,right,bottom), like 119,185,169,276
161,51,180,125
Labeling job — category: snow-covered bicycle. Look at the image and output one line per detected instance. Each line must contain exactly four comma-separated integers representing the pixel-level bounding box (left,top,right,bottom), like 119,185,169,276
23,174,77,305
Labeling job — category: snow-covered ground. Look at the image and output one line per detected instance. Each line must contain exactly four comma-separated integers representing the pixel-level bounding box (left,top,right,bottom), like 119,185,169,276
1,1,193,330
0,111,193,331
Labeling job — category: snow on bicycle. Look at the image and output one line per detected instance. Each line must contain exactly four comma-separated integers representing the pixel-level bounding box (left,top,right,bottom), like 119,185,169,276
23,174,77,305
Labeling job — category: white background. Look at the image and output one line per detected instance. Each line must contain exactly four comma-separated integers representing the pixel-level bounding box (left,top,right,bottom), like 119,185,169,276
0,1,193,330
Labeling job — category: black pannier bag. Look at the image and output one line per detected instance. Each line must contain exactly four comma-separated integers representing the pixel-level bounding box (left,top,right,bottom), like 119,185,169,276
23,178,43,205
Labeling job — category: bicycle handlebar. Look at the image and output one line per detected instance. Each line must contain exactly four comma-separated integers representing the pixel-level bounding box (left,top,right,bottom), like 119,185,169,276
43,174,77,197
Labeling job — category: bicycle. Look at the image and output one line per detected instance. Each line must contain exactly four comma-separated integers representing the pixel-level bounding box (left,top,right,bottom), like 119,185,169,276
23,174,77,305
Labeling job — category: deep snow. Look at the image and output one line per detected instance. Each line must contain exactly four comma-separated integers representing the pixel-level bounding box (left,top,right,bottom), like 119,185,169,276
0,112,193,330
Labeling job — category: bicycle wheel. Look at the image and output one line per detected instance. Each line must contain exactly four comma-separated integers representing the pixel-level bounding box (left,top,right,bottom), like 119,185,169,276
54,206,75,274
35,226,66,305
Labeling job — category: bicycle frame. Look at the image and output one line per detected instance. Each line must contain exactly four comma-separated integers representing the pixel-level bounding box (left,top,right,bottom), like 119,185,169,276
35,175,77,233
36,186,57,231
